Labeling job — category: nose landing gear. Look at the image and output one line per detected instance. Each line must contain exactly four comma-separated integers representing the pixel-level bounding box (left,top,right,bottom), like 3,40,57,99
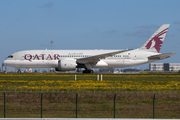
17,68,21,73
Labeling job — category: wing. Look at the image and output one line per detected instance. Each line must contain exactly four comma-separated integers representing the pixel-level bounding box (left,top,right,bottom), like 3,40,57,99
148,52,176,60
77,49,133,64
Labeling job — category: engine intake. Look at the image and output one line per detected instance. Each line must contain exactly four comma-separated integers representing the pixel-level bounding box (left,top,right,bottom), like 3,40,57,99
55,60,77,71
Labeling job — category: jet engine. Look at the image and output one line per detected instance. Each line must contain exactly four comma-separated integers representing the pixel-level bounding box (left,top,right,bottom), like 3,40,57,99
55,60,77,71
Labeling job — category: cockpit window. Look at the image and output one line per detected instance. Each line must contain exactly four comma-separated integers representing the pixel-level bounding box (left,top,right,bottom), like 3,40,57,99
8,55,13,58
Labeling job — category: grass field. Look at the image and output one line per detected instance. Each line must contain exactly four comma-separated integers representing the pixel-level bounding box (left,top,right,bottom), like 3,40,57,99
0,73,180,93
0,73,180,118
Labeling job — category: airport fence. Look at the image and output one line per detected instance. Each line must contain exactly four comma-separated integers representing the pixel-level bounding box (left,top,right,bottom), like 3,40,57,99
0,92,180,118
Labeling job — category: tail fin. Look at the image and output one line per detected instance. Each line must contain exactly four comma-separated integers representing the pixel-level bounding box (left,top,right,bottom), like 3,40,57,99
139,24,170,53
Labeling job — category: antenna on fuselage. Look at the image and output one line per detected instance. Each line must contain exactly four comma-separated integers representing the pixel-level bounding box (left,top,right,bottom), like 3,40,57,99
51,40,53,50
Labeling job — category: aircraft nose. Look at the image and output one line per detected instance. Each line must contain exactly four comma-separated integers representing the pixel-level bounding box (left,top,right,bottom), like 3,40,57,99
3,60,9,66
3,59,16,67
3,60,7,66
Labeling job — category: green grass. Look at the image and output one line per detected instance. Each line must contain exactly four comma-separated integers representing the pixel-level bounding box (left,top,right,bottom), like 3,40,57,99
0,73,180,93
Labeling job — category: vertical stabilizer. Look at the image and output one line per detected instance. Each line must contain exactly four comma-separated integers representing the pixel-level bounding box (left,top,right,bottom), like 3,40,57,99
139,24,170,53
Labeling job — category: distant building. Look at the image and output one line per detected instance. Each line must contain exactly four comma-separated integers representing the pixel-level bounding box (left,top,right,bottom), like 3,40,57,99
149,63,180,72
99,68,114,73
123,68,141,73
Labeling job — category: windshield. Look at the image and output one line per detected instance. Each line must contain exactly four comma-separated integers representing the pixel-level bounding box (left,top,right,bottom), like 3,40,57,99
7,55,13,58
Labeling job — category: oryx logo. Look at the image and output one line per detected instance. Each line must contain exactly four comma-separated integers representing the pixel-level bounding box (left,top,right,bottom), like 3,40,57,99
145,28,168,53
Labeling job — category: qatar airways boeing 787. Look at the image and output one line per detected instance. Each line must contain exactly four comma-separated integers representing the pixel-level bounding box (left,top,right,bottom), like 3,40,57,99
3,24,175,73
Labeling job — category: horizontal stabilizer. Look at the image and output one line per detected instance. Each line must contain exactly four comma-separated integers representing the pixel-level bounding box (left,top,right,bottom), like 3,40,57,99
148,52,176,60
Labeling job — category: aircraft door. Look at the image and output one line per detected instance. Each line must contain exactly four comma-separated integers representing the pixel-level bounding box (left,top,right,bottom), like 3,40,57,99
21,53,26,60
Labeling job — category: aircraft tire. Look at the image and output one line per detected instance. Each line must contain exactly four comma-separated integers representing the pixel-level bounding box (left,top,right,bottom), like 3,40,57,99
90,70,94,73
82,70,94,74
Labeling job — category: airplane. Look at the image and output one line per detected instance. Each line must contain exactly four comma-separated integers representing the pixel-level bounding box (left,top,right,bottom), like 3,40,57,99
3,24,175,73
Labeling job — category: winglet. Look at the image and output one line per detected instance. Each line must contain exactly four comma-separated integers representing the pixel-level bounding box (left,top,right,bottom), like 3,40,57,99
139,24,170,53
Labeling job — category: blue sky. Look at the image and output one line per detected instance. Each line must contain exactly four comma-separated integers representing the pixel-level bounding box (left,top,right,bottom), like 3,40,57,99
1,0,180,71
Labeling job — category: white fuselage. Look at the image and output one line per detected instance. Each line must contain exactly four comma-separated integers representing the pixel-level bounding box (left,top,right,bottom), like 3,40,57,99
3,49,159,69
3,24,174,71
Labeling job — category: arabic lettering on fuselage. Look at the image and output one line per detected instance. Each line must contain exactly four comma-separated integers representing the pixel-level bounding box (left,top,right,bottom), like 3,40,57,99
68,53,83,55
24,53,83,62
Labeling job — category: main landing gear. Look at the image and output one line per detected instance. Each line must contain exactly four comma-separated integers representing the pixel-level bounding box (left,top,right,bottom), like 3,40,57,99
82,69,94,73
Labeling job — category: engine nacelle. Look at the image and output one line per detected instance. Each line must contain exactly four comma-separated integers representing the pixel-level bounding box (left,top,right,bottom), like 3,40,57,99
55,60,77,71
